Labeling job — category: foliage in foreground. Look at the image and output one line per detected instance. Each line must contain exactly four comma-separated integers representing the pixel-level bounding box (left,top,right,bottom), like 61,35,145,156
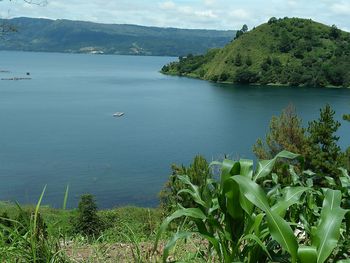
0,187,67,263
254,104,347,182
156,151,350,262
159,155,212,214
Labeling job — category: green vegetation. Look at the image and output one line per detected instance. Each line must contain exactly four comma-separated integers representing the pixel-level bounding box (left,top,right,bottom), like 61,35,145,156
159,155,212,213
253,104,309,160
0,187,67,262
254,104,347,182
306,105,345,180
156,151,350,262
0,17,234,57
162,17,350,87
72,194,103,237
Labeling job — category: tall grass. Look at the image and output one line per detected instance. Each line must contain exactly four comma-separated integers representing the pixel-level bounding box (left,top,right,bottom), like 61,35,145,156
0,186,68,263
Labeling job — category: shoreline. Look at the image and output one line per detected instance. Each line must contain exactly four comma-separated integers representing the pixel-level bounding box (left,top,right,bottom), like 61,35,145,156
161,71,350,89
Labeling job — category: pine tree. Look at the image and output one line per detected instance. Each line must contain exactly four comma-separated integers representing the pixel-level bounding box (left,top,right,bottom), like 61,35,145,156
306,104,344,180
74,194,102,237
253,104,309,160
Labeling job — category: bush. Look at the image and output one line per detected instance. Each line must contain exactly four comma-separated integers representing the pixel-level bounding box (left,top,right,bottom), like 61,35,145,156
210,75,219,82
73,194,103,237
234,69,259,83
219,72,229,82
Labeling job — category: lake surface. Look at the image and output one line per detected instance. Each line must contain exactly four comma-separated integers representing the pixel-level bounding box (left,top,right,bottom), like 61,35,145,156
0,51,349,208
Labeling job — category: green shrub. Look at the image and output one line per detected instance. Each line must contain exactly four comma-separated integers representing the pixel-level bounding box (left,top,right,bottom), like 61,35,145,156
73,194,103,238
234,69,259,83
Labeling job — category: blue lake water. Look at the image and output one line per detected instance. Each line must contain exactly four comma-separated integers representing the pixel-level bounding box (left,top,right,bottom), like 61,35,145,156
0,51,349,208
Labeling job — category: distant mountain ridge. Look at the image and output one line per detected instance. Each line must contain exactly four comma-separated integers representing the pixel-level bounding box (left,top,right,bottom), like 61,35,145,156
0,17,235,56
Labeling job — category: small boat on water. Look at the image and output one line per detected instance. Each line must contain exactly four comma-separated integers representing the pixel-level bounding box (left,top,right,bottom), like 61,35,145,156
113,112,124,117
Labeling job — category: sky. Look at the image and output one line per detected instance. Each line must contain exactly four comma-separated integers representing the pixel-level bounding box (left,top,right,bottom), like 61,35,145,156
0,0,349,31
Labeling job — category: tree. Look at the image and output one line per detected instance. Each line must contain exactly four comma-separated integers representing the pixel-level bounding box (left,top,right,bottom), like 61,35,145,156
234,30,244,39
234,69,258,84
253,104,309,160
234,52,242,66
279,30,293,52
330,24,341,39
306,104,345,180
234,24,249,40
73,194,102,237
268,17,278,24
245,55,252,66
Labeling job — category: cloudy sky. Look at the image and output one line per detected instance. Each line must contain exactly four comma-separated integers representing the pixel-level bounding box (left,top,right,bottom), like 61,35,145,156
1,0,349,31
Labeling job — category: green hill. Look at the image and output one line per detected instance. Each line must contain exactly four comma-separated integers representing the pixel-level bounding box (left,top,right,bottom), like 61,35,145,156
162,17,350,87
0,17,235,56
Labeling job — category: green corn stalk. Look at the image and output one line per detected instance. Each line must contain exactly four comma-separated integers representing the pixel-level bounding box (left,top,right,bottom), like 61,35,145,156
297,189,348,263
155,151,347,263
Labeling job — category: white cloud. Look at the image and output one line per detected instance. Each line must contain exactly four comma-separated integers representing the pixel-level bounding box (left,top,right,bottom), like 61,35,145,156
195,10,217,18
203,0,217,6
230,9,251,20
287,0,298,7
331,1,350,15
159,1,176,10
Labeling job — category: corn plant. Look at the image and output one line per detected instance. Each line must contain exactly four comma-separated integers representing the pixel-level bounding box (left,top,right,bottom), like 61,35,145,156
155,151,349,263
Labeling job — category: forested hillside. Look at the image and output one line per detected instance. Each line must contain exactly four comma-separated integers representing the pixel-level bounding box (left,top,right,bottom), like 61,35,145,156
162,17,350,87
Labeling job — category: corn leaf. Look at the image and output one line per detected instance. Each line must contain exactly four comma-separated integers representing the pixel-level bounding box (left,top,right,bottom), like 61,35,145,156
241,233,272,260
233,175,298,260
162,231,192,262
220,159,240,187
271,187,308,216
254,150,300,181
239,159,254,179
177,175,206,207
298,245,317,263
314,189,347,263
153,208,206,253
